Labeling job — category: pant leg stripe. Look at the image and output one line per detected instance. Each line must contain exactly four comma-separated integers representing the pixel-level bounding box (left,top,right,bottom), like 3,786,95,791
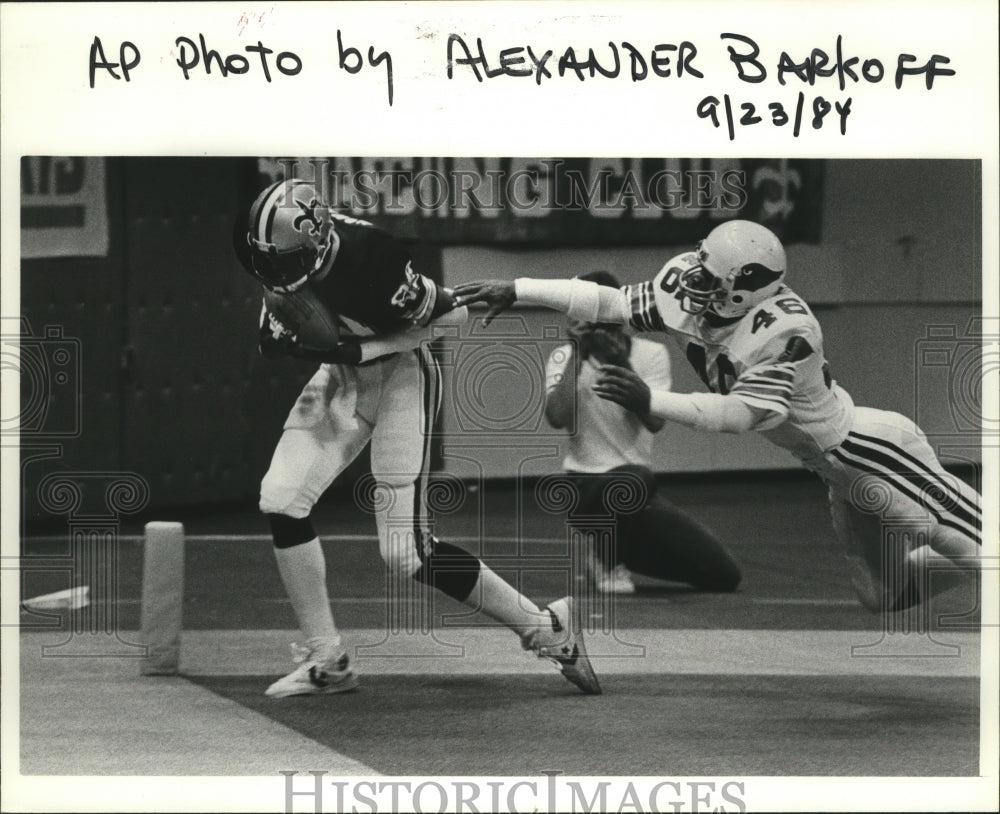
832,446,981,545
842,436,982,535
847,430,981,518
836,442,982,542
412,347,437,561
831,446,946,527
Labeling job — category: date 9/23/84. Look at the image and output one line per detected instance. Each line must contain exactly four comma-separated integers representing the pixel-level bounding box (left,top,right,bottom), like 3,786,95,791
698,92,852,139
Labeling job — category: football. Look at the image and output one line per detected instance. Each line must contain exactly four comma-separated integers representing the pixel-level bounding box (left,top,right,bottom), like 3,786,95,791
263,287,341,350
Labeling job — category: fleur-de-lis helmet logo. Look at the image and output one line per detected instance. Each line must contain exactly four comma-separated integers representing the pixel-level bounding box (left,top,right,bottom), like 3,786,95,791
293,197,325,236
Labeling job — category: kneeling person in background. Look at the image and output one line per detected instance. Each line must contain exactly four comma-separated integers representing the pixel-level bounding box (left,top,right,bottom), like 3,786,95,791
544,271,741,595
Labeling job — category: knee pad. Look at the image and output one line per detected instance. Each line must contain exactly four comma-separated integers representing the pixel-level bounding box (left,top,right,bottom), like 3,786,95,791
266,513,317,549
412,538,482,602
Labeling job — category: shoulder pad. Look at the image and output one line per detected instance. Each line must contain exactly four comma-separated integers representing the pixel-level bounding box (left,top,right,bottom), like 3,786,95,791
745,290,818,334
732,292,821,367
751,318,822,366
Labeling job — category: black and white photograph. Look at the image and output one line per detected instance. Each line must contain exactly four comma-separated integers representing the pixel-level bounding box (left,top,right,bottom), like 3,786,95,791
2,3,997,813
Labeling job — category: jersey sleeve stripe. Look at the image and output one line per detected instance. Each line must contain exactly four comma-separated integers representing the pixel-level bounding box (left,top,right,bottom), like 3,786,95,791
741,367,795,383
734,376,794,391
732,379,794,395
627,283,645,330
627,282,664,332
743,367,794,376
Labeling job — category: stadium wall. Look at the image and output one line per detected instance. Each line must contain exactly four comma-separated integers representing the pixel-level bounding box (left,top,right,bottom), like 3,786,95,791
17,159,981,520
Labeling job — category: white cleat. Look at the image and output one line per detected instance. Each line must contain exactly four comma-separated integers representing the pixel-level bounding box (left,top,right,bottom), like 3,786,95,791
529,596,602,695
265,643,359,698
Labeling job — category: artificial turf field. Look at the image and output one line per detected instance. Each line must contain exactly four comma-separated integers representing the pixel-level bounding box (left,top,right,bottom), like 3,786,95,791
15,475,988,788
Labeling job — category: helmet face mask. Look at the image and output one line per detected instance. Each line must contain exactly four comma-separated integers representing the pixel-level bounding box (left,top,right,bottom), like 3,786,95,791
247,232,334,293
243,180,337,293
681,221,787,319
676,252,728,315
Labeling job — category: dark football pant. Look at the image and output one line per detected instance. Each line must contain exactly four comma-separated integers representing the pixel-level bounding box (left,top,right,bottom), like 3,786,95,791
563,464,742,592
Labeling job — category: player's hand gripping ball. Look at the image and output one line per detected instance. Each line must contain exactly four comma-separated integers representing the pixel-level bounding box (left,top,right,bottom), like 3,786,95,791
263,286,341,350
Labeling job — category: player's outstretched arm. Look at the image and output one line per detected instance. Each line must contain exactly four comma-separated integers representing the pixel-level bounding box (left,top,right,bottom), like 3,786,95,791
646,390,762,433
593,365,763,434
652,390,762,433
452,280,517,326
454,278,630,327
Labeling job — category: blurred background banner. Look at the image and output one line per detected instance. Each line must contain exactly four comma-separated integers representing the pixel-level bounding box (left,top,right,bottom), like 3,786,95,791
257,157,824,246
21,157,109,259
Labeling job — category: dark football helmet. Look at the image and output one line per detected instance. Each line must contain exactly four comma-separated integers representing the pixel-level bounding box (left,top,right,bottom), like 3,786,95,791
242,179,337,293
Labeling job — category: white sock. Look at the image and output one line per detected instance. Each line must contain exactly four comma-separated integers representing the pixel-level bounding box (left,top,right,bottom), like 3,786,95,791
470,564,552,639
273,538,341,652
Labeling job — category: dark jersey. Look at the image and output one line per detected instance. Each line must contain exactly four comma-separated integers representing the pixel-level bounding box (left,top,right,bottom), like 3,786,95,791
307,213,436,336
248,213,439,356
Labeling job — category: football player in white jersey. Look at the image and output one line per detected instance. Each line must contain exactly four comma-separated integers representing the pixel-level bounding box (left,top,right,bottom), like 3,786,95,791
234,179,601,696
546,271,741,595
454,220,982,614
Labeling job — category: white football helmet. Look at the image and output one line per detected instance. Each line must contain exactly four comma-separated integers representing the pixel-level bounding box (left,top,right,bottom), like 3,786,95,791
244,179,337,293
677,220,787,318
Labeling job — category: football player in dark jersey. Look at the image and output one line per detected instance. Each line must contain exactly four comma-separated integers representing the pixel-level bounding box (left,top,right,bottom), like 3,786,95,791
234,179,600,697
